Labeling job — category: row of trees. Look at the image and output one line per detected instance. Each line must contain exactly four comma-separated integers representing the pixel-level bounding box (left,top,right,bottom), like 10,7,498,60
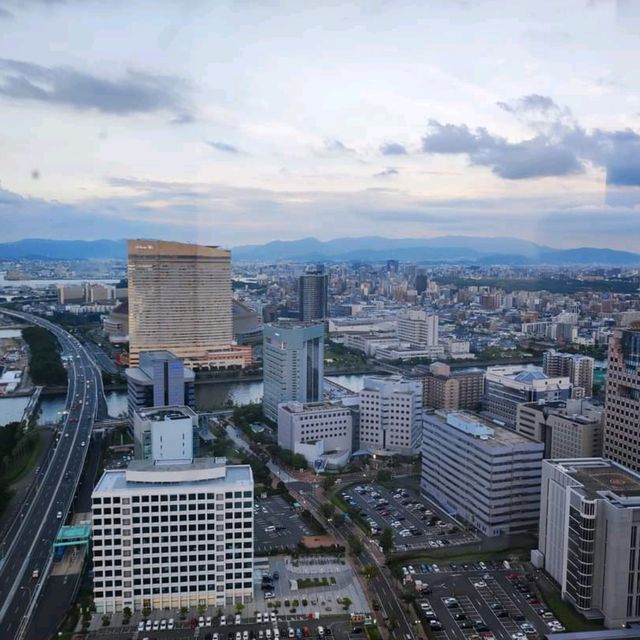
0,421,39,517
22,326,67,385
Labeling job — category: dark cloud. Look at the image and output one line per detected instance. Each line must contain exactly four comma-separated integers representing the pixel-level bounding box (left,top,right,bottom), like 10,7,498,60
422,97,640,183
0,7,14,19
380,142,407,156
207,141,241,153
374,167,399,178
0,58,188,115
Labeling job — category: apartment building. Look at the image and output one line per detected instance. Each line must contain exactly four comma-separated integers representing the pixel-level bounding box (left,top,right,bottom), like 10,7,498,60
516,399,603,459
358,375,422,455
420,362,484,411
277,401,353,469
396,309,438,346
422,411,544,537
604,329,640,471
535,458,640,627
543,350,594,396
91,458,254,614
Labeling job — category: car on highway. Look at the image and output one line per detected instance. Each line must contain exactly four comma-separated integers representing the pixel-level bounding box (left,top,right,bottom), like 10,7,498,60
56,511,62,519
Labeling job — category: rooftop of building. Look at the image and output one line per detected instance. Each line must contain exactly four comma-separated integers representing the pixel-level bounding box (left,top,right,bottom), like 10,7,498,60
486,364,570,388
135,405,197,422
125,355,195,384
266,320,325,330
549,458,640,502
426,410,543,449
279,400,351,414
93,458,253,493
520,399,603,424
128,239,229,258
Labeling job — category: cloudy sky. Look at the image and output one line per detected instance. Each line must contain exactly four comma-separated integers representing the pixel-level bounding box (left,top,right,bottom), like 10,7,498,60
1,0,639,249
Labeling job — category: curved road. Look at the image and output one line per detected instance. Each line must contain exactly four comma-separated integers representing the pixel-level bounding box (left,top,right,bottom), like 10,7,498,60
0,309,102,640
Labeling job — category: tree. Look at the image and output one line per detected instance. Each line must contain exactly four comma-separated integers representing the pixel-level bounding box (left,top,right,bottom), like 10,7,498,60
380,527,394,554
122,606,132,621
363,565,379,581
348,535,363,556
321,476,336,492
291,453,308,470
376,469,392,483
179,606,188,620
142,607,151,619
235,602,245,615
341,596,352,611
198,603,206,616
320,503,336,520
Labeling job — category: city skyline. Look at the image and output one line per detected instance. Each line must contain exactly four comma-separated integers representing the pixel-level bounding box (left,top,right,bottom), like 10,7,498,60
0,1,639,249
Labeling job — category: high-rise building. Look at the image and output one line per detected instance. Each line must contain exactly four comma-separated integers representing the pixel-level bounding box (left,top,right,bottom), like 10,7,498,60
132,405,197,462
604,329,640,471
422,411,543,537
482,365,572,427
358,375,422,455
415,273,428,295
125,350,195,425
277,401,353,470
396,309,438,347
91,458,254,613
515,399,603,458
543,350,594,396
299,266,328,322
420,362,484,411
128,240,251,368
262,322,324,423
535,458,640,627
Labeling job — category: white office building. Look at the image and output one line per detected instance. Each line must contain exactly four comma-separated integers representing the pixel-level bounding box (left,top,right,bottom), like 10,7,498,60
358,375,422,455
535,458,640,627
91,458,254,614
132,406,197,462
421,411,544,536
277,401,353,470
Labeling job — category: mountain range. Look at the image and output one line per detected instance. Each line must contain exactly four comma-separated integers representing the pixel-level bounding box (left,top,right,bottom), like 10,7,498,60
0,236,639,265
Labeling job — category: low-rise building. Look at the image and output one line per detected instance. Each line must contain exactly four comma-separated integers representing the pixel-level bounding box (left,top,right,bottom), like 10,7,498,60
535,458,640,627
421,411,544,536
277,401,353,470
516,399,603,458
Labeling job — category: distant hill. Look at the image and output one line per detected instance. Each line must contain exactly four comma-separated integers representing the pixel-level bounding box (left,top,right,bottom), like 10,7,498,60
1,236,639,265
232,236,640,265
0,239,127,260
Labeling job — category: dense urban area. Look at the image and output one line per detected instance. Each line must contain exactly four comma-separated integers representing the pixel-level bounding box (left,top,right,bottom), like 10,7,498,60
0,240,639,640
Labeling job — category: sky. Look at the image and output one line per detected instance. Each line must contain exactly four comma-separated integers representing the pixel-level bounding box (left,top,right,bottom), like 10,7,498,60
0,0,639,250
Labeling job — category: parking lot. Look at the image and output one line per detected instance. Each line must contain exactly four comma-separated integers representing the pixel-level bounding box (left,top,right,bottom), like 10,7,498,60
414,568,566,640
254,496,312,553
340,482,476,551
87,617,359,640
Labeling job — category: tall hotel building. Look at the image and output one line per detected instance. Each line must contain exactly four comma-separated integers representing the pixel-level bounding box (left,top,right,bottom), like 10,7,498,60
127,240,251,369
92,459,254,613
604,329,640,471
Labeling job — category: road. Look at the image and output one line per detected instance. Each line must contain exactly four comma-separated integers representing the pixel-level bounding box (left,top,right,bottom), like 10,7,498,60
0,308,102,640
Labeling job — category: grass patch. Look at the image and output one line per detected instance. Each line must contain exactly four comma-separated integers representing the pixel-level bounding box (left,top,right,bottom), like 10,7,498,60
3,430,43,485
364,624,383,639
538,581,603,632
331,493,371,535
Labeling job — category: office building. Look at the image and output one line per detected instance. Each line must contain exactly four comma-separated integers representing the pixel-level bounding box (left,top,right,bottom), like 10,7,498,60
604,329,640,471
420,362,484,411
422,411,543,537
103,300,129,343
262,322,324,423
483,365,572,427
535,458,640,627
358,375,422,455
299,266,328,322
396,309,438,347
516,399,603,459
543,350,594,396
125,350,195,425
277,401,353,470
127,239,251,369
91,458,254,613
132,405,197,462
